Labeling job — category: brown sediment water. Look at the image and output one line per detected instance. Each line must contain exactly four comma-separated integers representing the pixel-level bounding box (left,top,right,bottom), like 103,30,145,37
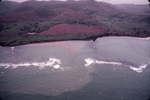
0,36,149,96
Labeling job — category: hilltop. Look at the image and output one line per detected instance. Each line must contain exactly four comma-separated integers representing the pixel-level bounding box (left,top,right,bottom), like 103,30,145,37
0,0,150,46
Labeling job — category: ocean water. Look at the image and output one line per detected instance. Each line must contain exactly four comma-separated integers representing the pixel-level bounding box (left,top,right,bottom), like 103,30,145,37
0,37,150,100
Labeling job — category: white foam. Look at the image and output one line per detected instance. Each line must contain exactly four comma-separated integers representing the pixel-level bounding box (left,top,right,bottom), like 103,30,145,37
85,58,147,73
139,37,150,40
53,64,60,69
11,47,14,52
0,58,61,70
85,58,122,67
0,57,148,73
85,58,95,67
129,64,148,73
95,61,122,66
32,62,40,66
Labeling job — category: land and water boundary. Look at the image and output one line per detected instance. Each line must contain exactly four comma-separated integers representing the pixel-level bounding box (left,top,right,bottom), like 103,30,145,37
0,32,150,47
0,0,150,46
0,33,149,47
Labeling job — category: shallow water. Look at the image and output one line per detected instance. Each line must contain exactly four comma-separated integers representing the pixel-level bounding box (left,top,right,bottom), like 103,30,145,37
0,37,150,100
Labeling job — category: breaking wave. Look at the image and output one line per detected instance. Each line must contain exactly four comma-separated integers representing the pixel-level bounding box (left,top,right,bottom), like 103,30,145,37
85,58,148,73
0,58,61,70
129,64,148,73
0,57,148,73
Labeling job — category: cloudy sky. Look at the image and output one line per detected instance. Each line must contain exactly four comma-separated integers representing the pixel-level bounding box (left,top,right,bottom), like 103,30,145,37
104,0,149,4
2,0,149,4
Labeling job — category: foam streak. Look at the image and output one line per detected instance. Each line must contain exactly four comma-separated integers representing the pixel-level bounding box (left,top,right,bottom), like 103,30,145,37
129,64,148,73
85,58,147,73
0,58,61,70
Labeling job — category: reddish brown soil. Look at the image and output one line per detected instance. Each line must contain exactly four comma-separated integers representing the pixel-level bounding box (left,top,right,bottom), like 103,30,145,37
38,24,107,35
0,10,44,22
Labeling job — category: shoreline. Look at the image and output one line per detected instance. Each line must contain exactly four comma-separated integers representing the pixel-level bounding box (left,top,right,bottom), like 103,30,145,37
25,36,150,46
0,36,149,47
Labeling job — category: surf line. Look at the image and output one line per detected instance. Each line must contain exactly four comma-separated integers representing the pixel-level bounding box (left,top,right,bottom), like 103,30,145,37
0,58,62,70
84,57,148,73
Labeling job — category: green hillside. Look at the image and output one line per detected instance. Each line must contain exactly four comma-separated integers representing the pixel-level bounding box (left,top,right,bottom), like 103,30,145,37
0,0,149,46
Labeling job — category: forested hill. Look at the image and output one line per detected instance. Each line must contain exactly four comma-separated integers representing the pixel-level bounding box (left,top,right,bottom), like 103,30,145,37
0,0,150,46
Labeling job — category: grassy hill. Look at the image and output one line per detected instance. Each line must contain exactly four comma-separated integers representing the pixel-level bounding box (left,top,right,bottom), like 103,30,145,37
0,0,149,46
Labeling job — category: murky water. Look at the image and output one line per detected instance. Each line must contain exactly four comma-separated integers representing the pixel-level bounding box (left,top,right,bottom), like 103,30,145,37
0,37,150,100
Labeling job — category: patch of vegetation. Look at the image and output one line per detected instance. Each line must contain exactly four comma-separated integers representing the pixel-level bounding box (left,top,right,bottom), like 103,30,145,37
0,33,97,46
35,8,56,18
86,9,97,15
0,31,147,47
93,12,150,34
0,1,150,46
14,6,34,13
0,20,65,42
